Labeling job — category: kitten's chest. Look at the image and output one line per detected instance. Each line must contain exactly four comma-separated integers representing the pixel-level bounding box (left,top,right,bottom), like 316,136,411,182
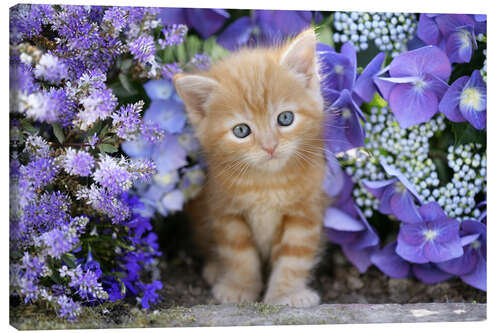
245,203,282,261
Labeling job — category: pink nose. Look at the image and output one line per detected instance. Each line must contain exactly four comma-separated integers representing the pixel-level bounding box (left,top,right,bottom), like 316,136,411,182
262,144,277,156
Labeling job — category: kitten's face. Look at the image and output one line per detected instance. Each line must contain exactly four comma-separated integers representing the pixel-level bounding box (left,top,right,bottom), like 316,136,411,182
175,29,323,174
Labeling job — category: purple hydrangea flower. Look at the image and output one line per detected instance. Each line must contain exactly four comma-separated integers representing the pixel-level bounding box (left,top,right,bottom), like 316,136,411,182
317,42,357,105
412,263,453,284
122,135,154,159
152,134,188,174
371,241,410,279
417,14,478,63
374,46,451,128
62,148,95,177
217,10,315,51
439,70,486,130
396,202,463,264
144,79,173,100
144,99,186,135
159,8,229,39
436,219,486,291
363,161,423,224
353,52,386,103
324,172,379,273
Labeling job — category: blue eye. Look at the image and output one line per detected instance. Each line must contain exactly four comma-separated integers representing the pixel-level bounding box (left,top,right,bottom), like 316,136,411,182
233,124,251,138
277,111,294,126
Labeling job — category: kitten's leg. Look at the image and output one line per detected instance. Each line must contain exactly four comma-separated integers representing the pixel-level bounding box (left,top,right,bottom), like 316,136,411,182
211,215,262,303
264,215,321,307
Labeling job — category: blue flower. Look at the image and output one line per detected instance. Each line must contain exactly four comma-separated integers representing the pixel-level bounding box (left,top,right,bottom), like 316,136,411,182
159,8,229,39
217,10,316,51
396,202,463,264
374,46,451,128
363,161,423,224
436,219,486,291
439,70,486,130
371,241,410,279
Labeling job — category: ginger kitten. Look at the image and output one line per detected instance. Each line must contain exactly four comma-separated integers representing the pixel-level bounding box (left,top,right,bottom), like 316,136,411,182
174,29,328,307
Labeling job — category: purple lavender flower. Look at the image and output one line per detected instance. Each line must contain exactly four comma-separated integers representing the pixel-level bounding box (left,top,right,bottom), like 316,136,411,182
111,102,144,140
23,191,70,234
189,54,211,71
34,54,68,84
374,46,451,128
77,88,118,130
93,155,134,195
363,161,423,224
159,8,229,39
39,226,78,259
436,220,486,291
396,202,463,263
20,157,59,189
62,148,95,177
129,35,156,64
77,185,131,223
159,24,188,47
140,122,166,143
439,70,486,130
57,295,81,321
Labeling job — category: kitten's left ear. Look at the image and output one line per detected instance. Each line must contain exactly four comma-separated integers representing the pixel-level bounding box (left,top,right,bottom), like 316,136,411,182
280,28,319,88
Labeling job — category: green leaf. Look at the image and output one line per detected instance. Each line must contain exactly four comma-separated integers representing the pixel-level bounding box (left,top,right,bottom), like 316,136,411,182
52,123,65,144
62,253,77,269
20,119,38,134
317,24,333,46
119,73,137,95
98,143,118,154
451,122,486,146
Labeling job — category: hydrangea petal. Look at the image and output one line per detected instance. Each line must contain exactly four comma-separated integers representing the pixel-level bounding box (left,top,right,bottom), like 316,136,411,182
371,241,410,279
389,83,438,129
395,240,427,264
435,14,475,37
461,253,486,291
216,16,254,51
362,178,397,198
439,76,468,122
342,245,375,273
412,263,453,284
354,52,385,102
417,14,442,45
144,79,173,100
418,202,448,222
324,207,365,231
390,191,422,224
436,246,478,275
423,237,463,263
389,46,451,81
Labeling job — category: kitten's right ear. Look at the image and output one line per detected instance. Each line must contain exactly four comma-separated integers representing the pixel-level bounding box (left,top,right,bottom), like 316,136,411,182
173,74,219,127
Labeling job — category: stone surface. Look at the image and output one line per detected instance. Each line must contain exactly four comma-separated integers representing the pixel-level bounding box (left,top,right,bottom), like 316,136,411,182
10,302,486,329
165,302,486,326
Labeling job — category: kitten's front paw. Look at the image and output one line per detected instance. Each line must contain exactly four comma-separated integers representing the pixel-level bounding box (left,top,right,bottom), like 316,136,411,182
212,280,260,304
264,288,320,307
202,261,219,286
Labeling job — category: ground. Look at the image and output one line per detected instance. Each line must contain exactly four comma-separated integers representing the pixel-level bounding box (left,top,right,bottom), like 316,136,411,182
10,216,486,329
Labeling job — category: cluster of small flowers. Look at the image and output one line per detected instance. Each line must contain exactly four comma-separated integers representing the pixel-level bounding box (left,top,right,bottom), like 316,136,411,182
332,11,417,56
438,144,486,219
123,79,205,217
342,105,446,218
9,4,197,320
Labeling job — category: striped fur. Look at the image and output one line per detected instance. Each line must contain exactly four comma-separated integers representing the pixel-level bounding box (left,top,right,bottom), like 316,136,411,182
175,29,329,307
